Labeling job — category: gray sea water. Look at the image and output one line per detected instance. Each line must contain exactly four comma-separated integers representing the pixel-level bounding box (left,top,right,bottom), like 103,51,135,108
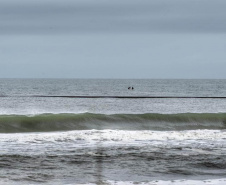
0,79,226,185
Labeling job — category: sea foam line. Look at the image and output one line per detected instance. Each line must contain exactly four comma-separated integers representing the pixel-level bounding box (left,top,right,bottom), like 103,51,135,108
76,178,226,185
0,130,225,144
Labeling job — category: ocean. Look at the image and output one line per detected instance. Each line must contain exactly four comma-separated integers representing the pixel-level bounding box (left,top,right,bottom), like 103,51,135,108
0,79,226,185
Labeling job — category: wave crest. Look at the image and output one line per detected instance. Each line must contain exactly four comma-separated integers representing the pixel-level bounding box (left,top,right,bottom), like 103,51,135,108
0,113,226,133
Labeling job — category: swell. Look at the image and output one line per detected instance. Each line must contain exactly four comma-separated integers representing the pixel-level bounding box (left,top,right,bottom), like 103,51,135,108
0,113,226,133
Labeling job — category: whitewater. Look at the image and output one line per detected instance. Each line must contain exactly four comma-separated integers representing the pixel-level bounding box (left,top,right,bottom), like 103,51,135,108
0,79,226,184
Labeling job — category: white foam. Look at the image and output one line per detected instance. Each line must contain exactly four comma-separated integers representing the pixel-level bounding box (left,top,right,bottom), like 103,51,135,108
0,129,225,143
3,179,226,185
106,179,226,185
0,130,226,156
58,178,226,185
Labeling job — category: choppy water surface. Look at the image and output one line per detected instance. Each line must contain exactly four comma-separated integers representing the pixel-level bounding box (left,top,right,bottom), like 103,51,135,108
0,79,226,184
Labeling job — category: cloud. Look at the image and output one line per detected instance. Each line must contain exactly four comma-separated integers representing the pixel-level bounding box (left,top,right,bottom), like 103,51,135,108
0,0,226,35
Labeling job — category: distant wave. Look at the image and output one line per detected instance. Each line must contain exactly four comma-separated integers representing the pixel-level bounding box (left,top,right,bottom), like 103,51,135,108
2,95,226,98
0,113,226,133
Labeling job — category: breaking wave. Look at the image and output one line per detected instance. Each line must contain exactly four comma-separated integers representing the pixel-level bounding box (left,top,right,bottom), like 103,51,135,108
0,113,226,133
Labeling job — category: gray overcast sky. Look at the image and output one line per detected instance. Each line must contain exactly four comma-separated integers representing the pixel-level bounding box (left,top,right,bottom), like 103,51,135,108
0,0,226,78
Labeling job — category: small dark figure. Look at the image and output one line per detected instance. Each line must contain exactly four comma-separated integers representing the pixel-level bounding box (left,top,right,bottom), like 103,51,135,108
132,87,134,90
128,87,131,90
